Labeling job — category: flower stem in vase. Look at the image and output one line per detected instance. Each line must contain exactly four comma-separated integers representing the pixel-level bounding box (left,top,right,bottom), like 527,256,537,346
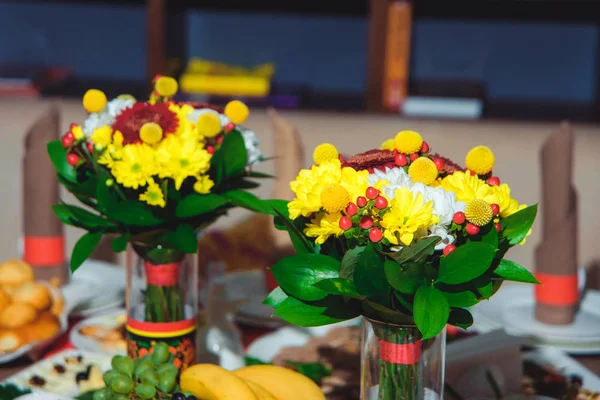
144,262,184,323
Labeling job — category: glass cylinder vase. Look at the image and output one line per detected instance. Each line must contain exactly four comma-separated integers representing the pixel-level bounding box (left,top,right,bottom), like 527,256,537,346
361,319,446,400
126,242,198,370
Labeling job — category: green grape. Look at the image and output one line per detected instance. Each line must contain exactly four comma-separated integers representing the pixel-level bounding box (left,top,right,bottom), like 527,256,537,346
110,374,134,394
102,370,122,386
151,342,171,364
155,362,178,377
134,357,154,378
139,369,158,386
114,356,135,377
110,394,129,400
135,383,157,400
92,388,112,400
110,355,125,370
157,370,177,393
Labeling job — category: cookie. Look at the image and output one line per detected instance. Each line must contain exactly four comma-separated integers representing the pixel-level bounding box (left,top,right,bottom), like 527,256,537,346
0,303,37,328
11,282,52,311
0,260,34,287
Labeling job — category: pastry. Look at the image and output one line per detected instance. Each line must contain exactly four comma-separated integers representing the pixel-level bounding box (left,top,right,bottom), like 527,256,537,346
11,282,52,311
48,285,64,317
0,330,22,352
0,288,11,312
0,303,37,328
15,311,61,343
0,260,34,287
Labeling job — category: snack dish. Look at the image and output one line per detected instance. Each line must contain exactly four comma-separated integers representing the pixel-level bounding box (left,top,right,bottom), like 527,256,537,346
0,259,35,287
70,309,127,355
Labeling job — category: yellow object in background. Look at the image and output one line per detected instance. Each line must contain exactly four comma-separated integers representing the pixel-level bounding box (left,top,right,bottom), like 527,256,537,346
180,58,274,97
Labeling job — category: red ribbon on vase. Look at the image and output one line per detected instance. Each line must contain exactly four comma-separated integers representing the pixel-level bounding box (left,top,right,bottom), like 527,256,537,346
144,262,179,286
379,339,422,365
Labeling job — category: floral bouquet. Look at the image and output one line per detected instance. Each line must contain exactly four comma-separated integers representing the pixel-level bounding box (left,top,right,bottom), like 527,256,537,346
48,76,281,362
266,131,537,399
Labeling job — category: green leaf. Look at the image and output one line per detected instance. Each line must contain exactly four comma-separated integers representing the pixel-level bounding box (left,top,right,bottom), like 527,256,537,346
220,131,248,179
71,231,103,272
393,291,414,313
271,254,340,301
413,285,450,339
223,190,270,213
47,140,77,183
108,201,165,227
52,204,76,226
437,242,497,285
339,246,364,280
245,356,269,366
286,361,331,384
273,296,359,327
478,223,499,248
500,204,538,246
362,300,414,325
313,278,364,299
63,204,115,229
385,260,425,294
474,276,494,299
263,286,289,308
264,199,290,217
494,259,540,284
95,174,113,213
273,209,313,253
387,236,440,265
354,244,388,296
175,194,229,218
171,224,198,253
111,233,130,253
248,171,274,179
442,290,480,308
448,308,474,329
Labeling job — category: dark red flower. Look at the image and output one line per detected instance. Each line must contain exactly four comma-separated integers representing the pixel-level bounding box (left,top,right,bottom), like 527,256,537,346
178,102,223,113
342,149,395,171
112,103,179,144
429,153,464,176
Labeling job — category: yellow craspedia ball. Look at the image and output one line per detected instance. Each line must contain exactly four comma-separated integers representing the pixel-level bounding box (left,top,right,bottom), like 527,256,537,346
465,199,493,227
117,94,136,101
82,89,107,113
313,143,339,165
394,130,423,154
408,157,438,185
465,146,495,175
320,184,350,213
139,122,163,145
196,113,222,138
155,76,178,97
380,138,395,151
224,100,249,124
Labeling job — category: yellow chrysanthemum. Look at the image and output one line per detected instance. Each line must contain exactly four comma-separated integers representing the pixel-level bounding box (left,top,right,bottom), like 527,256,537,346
440,171,499,205
139,179,166,208
193,175,215,194
380,139,395,151
82,89,107,113
139,122,163,145
196,112,222,138
380,187,439,246
155,135,212,190
465,199,493,226
288,160,343,219
465,146,495,175
339,167,370,203
304,212,344,244
224,100,249,124
408,157,438,185
98,131,125,168
394,131,423,154
91,126,112,150
493,183,525,218
168,103,196,139
320,184,350,213
313,143,339,165
72,125,85,140
111,143,157,189
155,76,178,97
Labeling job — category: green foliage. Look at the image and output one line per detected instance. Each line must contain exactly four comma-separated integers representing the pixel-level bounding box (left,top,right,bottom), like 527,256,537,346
437,242,497,284
413,285,449,339
354,244,388,296
500,204,538,246
271,254,340,301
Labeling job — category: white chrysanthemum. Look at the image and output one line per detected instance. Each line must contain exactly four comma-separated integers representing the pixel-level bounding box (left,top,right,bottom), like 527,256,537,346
367,167,413,198
82,98,134,136
429,225,456,250
186,108,230,126
410,183,465,227
240,128,264,165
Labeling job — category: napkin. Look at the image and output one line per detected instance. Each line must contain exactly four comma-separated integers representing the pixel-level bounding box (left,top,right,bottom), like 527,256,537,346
534,122,578,325
22,104,68,285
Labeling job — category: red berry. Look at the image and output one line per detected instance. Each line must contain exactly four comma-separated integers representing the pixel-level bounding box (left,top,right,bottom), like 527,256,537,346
466,223,480,236
443,244,456,256
66,153,79,166
61,132,74,148
366,187,379,200
339,216,353,231
224,122,235,133
487,176,500,186
453,211,466,225
359,216,374,229
433,158,445,172
367,167,374,173
409,153,419,162
86,142,94,153
495,223,502,232
69,123,78,130
216,135,224,145
356,196,367,207
421,141,430,153
206,145,215,155
394,153,408,167
339,154,345,162
468,169,477,176
491,203,500,216
346,203,358,216
369,227,383,242
376,165,386,172
375,196,388,209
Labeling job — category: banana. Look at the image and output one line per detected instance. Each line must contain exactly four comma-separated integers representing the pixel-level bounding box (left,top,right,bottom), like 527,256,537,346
234,365,325,400
244,379,279,400
180,364,259,400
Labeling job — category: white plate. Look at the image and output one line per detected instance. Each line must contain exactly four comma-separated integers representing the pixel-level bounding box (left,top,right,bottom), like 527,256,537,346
70,309,126,356
4,349,111,398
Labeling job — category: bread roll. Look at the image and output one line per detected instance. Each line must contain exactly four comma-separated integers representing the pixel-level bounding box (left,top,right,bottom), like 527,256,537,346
0,330,22,352
0,288,11,312
0,303,37,328
48,285,64,317
0,260,34,287
16,311,61,343
11,282,52,311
